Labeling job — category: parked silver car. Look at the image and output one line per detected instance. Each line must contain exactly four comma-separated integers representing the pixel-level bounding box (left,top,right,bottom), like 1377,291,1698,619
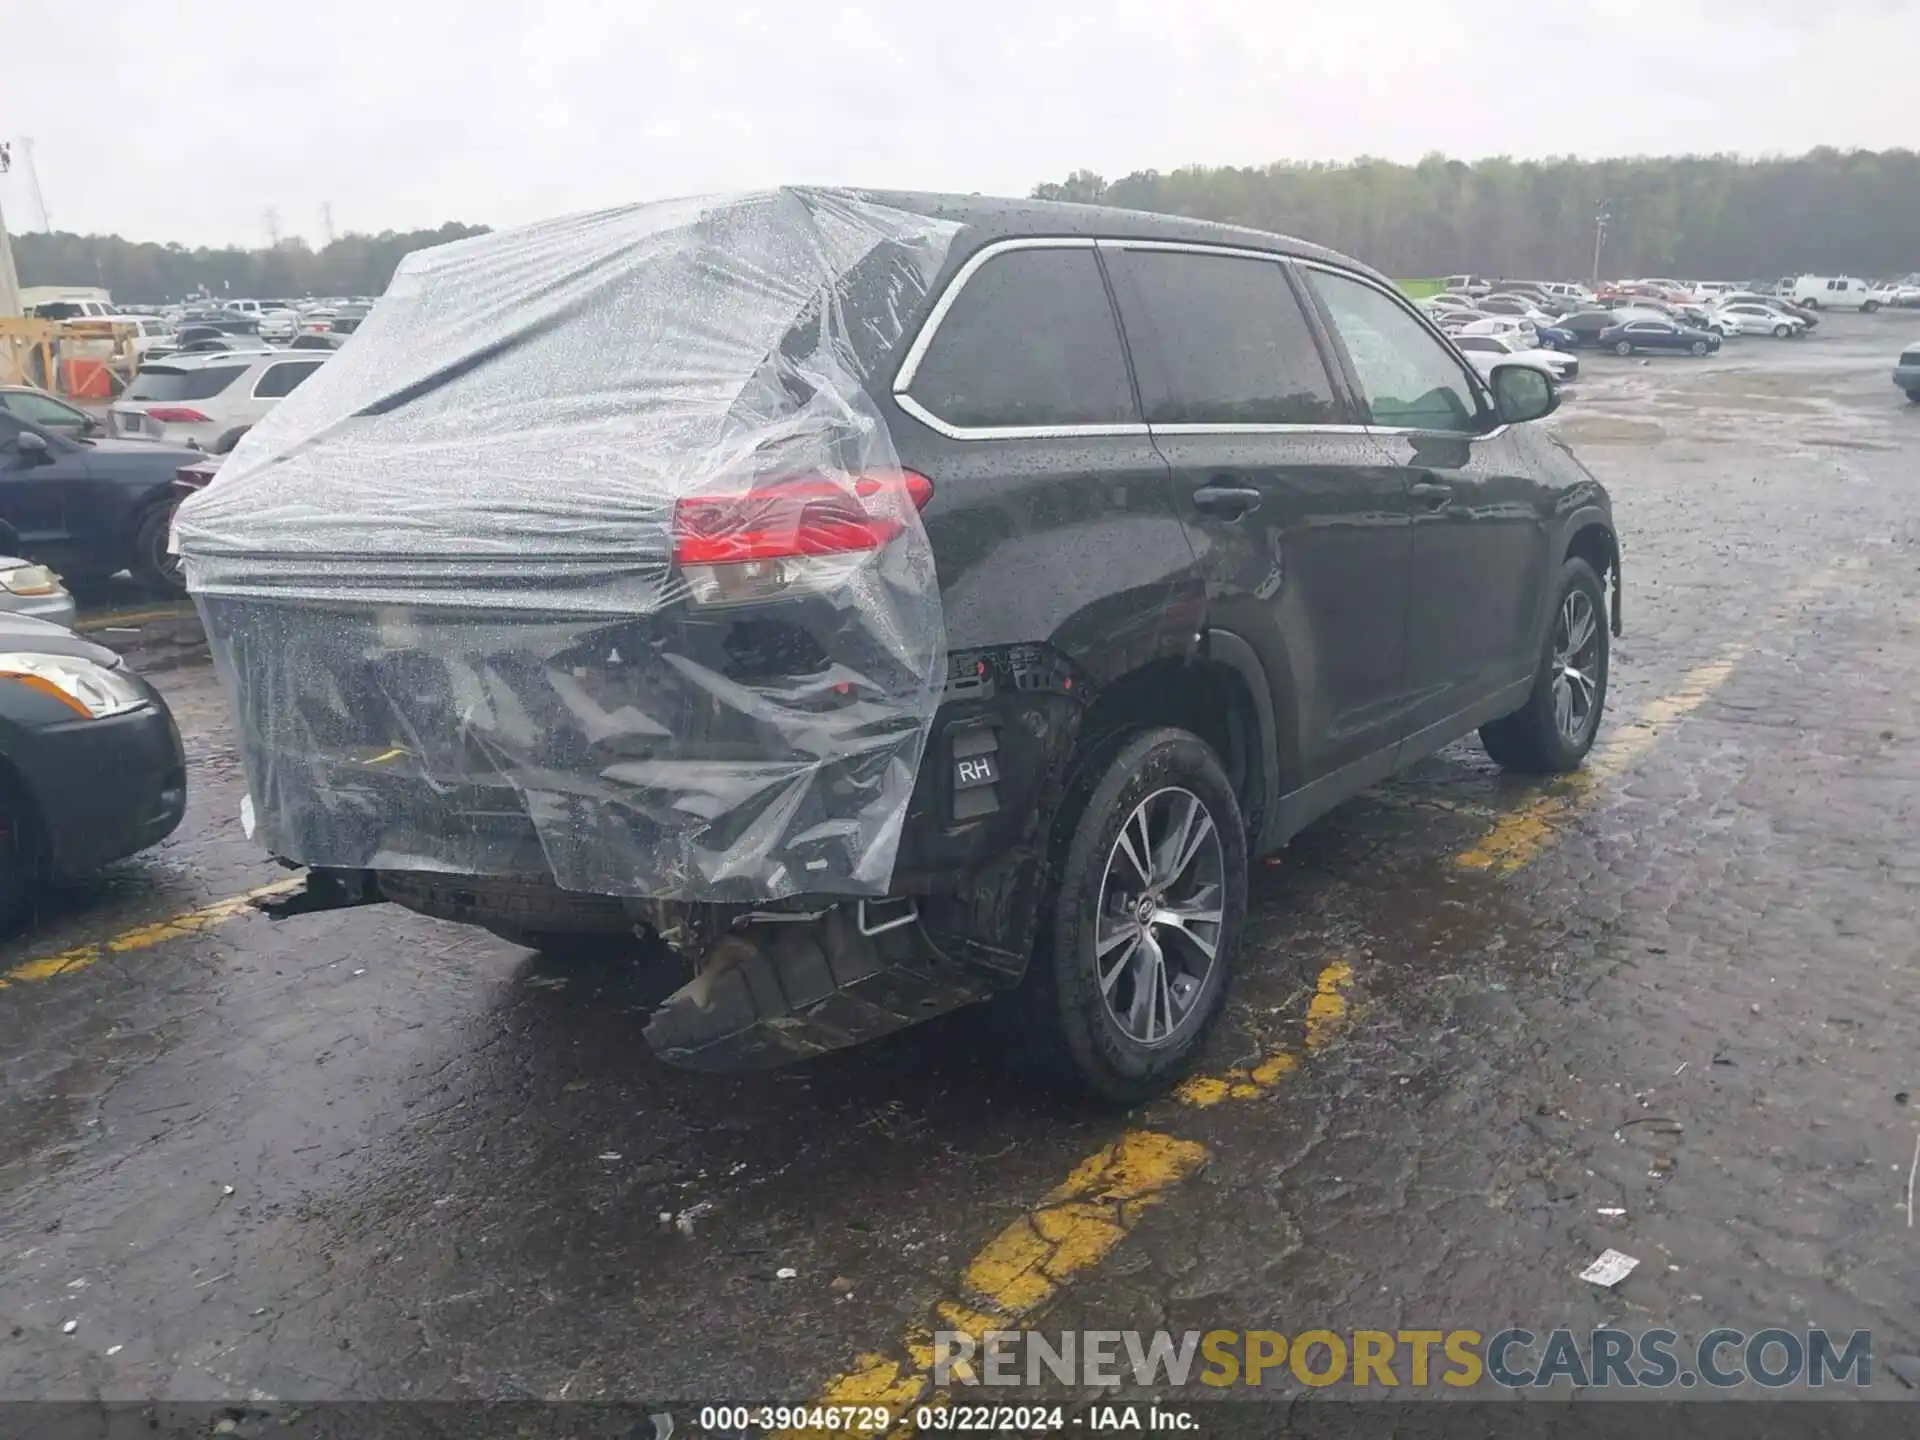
0,558,76,629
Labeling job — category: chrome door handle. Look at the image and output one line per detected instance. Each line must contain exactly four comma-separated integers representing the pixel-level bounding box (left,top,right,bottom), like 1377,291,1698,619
1192,485,1262,519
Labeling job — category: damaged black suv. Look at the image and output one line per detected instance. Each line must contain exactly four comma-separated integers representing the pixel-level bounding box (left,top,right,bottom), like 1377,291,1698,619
177,191,1618,1103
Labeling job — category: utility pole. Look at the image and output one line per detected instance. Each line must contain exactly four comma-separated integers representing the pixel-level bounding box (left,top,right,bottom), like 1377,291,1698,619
264,206,281,248
0,140,21,318
1591,200,1611,288
320,201,335,246
20,136,49,231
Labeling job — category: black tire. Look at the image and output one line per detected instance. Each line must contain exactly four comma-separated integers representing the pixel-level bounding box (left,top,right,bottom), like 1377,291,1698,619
1863,301,1880,314
0,769,39,936
1613,340,1633,356
1690,340,1708,356
1906,390,1920,404
1008,727,1246,1104
1802,296,1819,309
130,501,186,596
1480,557,1610,774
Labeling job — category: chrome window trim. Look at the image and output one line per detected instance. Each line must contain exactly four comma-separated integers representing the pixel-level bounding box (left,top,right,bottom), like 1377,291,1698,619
1095,237,1293,265
1293,255,1496,437
893,391,1149,442
1147,421,1372,437
891,236,1102,396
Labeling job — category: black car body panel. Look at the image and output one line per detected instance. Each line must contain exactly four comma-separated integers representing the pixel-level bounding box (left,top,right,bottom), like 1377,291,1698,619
1599,320,1721,354
0,614,187,878
851,196,1616,888
0,414,201,575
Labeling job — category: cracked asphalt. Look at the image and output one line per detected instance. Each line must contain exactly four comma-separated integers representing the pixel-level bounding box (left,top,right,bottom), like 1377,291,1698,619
4,314,1920,1414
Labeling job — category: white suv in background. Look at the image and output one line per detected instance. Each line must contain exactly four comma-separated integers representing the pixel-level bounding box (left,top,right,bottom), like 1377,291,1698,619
109,350,330,452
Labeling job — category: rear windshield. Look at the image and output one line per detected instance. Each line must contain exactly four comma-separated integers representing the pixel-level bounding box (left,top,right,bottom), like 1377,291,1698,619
1902,350,1920,367
127,365,247,401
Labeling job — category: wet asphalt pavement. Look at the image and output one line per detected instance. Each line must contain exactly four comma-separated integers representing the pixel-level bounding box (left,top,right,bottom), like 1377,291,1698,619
5,314,1920,1414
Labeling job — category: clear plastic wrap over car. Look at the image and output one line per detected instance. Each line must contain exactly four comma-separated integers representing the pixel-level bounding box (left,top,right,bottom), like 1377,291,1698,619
173,189,960,902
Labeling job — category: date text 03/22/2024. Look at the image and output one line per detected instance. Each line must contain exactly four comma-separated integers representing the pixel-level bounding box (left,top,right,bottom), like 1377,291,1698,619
693,1405,1196,1433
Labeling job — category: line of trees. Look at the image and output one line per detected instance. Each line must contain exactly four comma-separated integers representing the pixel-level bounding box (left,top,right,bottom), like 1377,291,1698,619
1033,149,1920,281
21,148,1920,302
11,223,490,303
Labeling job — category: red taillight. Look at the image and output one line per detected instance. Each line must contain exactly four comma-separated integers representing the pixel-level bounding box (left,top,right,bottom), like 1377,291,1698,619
144,406,211,424
671,471,932,607
673,471,932,566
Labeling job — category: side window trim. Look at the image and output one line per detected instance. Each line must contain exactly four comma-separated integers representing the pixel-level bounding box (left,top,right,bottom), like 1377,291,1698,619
1100,240,1366,436
892,236,1149,441
1294,258,1495,434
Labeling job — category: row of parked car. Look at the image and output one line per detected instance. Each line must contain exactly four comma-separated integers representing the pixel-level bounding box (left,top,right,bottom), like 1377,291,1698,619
1417,279,1837,363
0,339,293,600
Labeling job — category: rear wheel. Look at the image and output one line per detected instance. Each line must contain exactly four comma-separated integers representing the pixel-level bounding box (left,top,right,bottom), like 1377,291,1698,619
1010,728,1246,1103
1690,340,1708,355
130,501,185,596
1863,300,1881,314
1480,557,1610,773
1613,340,1633,356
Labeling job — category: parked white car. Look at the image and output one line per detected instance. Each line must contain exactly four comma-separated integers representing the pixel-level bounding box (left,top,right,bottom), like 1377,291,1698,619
1868,281,1920,308
122,316,177,359
1458,315,1540,345
257,308,299,342
1714,302,1804,338
1791,275,1878,311
109,350,330,452
1538,281,1596,305
1451,332,1577,384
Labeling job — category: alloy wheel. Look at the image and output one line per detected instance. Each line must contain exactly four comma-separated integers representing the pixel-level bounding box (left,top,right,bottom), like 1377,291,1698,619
1552,588,1603,744
1094,787,1225,1047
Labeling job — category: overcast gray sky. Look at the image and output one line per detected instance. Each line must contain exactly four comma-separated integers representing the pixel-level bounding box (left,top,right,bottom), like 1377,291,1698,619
2,0,1913,248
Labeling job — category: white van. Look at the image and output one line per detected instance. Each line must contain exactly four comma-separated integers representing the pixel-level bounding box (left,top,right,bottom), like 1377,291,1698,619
1540,281,1596,304
1791,276,1879,311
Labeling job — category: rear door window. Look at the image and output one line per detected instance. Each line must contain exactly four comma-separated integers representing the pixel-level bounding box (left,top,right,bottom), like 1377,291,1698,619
1114,251,1345,426
904,246,1137,430
252,360,324,398
126,365,247,402
1305,268,1482,433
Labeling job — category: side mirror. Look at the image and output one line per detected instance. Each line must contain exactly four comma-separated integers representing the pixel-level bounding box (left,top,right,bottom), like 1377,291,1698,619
1490,363,1558,425
13,430,52,463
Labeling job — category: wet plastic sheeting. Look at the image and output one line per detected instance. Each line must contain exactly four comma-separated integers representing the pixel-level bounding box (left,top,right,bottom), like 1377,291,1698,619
174,189,959,901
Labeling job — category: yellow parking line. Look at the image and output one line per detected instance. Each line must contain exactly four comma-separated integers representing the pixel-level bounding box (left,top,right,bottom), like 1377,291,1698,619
1454,642,1748,873
801,958,1357,1428
1457,554,1856,876
0,878,303,990
73,606,191,633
